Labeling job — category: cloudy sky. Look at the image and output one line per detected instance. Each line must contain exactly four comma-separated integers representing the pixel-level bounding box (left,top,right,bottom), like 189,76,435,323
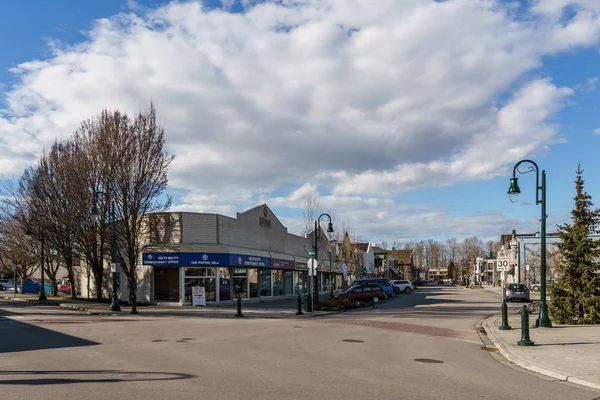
1,0,599,243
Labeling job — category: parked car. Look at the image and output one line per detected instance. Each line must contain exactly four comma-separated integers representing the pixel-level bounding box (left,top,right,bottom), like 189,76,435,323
505,283,530,302
57,279,71,293
0,279,13,290
391,280,414,294
351,279,394,298
437,280,444,285
412,278,426,287
335,284,386,303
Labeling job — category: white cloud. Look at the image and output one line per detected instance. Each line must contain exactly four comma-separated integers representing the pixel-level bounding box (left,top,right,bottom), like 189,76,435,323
594,128,600,134
1,0,599,239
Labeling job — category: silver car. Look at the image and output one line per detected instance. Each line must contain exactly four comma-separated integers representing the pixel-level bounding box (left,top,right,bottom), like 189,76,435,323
505,283,530,302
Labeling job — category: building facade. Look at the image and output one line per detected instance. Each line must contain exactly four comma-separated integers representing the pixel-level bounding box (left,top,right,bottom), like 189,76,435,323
81,204,341,305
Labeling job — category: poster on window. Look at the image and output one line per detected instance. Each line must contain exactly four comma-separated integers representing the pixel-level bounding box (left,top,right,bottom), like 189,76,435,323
192,286,206,306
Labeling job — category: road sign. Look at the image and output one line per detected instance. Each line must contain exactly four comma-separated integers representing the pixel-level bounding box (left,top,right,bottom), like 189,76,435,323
308,251,315,256
307,258,318,276
497,257,510,271
110,263,117,273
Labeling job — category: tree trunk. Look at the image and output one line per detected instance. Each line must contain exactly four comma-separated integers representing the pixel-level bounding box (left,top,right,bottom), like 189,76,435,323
128,276,138,314
93,267,104,300
67,269,77,299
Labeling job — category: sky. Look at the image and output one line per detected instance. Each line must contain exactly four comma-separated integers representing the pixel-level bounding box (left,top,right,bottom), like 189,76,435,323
1,0,600,244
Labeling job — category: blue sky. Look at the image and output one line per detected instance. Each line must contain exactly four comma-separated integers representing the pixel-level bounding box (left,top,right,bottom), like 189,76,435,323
1,0,600,243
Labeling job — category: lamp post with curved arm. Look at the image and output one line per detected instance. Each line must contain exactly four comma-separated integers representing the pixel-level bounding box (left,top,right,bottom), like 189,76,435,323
313,213,334,307
508,159,552,328
90,191,121,312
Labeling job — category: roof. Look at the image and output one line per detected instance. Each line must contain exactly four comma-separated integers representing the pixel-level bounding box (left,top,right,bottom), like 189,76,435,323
352,242,370,252
387,249,412,265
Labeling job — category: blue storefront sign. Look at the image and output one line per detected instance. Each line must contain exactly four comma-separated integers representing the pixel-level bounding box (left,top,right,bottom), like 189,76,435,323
143,252,270,268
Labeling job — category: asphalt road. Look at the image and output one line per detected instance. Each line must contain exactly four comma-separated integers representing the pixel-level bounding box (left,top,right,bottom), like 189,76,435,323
0,286,598,400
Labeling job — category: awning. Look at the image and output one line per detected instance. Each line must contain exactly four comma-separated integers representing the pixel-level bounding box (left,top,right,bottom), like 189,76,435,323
269,252,296,270
143,243,271,267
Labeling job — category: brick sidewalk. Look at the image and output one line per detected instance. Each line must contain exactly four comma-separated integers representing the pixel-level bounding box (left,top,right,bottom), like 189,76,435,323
483,313,600,390
0,294,341,318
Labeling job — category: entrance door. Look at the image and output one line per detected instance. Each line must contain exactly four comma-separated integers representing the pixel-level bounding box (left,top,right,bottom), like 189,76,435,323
154,267,179,302
232,268,248,299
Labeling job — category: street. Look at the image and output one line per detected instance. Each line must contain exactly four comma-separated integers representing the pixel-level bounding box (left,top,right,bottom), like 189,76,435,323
0,286,598,400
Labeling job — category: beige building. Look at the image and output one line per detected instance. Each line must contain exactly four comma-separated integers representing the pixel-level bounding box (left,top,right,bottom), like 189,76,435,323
80,204,341,305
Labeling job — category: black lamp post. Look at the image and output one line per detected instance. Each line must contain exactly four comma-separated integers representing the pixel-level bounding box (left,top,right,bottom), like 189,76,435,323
25,225,47,301
314,213,334,306
508,159,552,328
90,191,121,312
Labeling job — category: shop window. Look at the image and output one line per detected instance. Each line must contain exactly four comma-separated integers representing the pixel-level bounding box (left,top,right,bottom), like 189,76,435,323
273,270,284,296
184,277,216,302
219,268,231,301
260,269,272,297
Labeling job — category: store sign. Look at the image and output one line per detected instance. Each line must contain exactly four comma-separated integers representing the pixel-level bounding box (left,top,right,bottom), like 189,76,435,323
272,259,296,270
142,252,270,267
232,254,270,268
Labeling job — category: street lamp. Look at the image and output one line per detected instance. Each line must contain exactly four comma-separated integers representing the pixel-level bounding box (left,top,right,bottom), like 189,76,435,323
90,191,121,312
508,159,552,328
314,213,334,307
25,225,47,301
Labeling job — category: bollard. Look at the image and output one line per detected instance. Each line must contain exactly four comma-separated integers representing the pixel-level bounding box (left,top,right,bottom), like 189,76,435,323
518,305,534,346
235,295,243,318
296,293,304,315
305,294,313,313
499,301,512,330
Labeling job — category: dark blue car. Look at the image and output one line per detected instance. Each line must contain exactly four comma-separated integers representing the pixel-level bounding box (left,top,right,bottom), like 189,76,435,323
352,279,394,297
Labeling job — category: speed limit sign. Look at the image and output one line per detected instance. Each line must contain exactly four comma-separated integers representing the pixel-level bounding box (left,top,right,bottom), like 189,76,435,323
497,257,510,271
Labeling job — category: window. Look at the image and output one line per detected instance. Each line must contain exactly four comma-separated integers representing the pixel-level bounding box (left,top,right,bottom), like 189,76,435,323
260,269,272,296
185,267,216,277
363,286,372,292
354,287,363,293
273,270,285,296
184,277,216,302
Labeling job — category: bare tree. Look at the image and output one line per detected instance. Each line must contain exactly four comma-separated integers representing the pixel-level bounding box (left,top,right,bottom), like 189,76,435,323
0,215,39,289
108,105,174,313
302,188,320,236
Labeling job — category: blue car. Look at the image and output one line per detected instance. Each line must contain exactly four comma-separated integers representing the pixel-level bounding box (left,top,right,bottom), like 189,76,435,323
352,279,394,297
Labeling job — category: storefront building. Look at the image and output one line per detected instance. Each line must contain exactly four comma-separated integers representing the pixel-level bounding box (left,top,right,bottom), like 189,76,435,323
122,204,340,305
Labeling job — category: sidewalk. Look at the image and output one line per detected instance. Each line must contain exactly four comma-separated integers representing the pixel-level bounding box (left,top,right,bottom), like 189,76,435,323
0,294,346,318
483,312,600,390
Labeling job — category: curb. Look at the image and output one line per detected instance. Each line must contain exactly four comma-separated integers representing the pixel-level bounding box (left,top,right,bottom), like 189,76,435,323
482,315,600,390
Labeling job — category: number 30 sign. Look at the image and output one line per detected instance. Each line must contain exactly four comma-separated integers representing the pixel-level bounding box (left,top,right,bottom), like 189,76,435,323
497,257,510,271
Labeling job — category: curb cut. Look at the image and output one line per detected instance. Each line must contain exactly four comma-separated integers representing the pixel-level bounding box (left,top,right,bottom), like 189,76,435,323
482,315,600,390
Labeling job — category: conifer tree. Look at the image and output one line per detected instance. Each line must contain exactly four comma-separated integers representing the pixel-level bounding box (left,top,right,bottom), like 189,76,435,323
549,164,600,324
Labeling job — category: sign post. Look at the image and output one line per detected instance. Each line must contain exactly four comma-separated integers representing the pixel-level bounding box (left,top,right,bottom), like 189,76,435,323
497,257,512,330
307,258,318,312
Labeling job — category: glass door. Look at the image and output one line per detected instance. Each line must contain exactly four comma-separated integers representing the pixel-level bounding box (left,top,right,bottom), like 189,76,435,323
154,267,179,302
248,269,259,298
232,268,248,299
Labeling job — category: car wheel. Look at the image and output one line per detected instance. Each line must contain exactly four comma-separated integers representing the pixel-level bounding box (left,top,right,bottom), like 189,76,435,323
404,287,411,294
373,296,380,304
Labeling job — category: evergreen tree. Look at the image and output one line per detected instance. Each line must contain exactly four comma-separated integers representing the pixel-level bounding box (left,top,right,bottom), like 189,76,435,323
549,164,600,324
447,260,456,279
